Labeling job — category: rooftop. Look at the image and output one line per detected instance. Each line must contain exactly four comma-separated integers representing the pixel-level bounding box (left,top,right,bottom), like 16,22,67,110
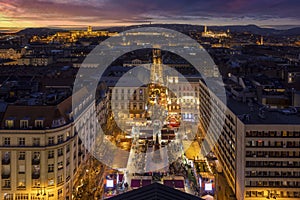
0,87,90,130
227,97,300,125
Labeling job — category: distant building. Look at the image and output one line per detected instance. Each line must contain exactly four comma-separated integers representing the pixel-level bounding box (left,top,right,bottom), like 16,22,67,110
87,26,93,33
202,25,230,38
0,47,25,60
256,36,264,45
31,26,119,44
17,56,53,66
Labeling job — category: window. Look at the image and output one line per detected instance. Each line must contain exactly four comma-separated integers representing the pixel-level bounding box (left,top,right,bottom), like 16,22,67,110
66,131,70,139
57,135,64,143
32,179,40,188
35,120,43,128
58,161,63,170
15,194,28,200
3,137,10,146
33,152,40,161
48,137,54,145
4,180,11,188
3,151,10,162
245,191,251,197
58,189,63,197
33,138,40,146
48,178,54,186
66,144,70,153
18,138,25,146
275,141,282,147
32,165,40,175
18,178,25,189
20,120,28,129
5,120,14,128
257,140,263,147
57,148,63,157
57,175,63,184
48,164,54,172
19,151,25,160
48,150,54,159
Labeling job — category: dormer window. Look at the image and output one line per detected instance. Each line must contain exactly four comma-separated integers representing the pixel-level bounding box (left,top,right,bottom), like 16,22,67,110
20,120,29,129
35,119,44,128
5,119,14,129
52,118,66,128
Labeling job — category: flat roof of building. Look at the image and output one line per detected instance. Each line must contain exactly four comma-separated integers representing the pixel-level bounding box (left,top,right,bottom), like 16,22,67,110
227,97,300,125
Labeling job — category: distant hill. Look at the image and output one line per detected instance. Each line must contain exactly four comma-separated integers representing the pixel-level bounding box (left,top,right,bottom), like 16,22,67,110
106,24,300,36
15,24,300,37
16,28,66,36
209,24,279,35
208,24,300,36
280,27,300,36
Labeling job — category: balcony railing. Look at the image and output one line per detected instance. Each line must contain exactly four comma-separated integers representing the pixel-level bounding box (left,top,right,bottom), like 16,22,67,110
17,186,26,190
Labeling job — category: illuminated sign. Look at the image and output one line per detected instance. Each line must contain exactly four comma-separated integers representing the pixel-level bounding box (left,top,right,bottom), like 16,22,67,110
205,183,213,191
106,179,114,188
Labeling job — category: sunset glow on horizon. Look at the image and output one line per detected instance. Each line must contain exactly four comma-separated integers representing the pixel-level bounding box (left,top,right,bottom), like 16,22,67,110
0,0,299,30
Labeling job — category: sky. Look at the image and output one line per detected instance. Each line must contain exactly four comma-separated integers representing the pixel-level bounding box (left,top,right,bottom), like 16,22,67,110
0,0,299,30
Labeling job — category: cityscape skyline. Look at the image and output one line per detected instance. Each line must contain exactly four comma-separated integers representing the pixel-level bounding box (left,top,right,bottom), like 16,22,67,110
0,1,299,199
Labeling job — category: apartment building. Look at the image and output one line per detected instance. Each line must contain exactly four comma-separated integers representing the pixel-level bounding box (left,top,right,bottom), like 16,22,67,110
199,79,300,200
0,87,103,200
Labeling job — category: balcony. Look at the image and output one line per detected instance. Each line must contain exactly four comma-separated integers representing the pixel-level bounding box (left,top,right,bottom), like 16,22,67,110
17,185,26,190
2,185,11,190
